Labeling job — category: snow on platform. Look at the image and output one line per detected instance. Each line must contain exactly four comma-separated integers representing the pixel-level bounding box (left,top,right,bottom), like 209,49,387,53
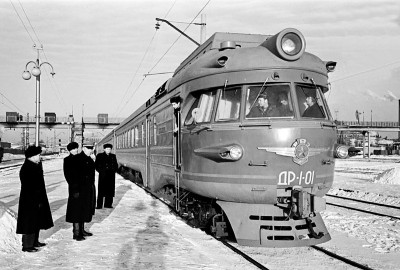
0,158,256,270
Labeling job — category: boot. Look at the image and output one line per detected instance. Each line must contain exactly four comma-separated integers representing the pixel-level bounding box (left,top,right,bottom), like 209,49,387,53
73,223,85,241
80,223,93,237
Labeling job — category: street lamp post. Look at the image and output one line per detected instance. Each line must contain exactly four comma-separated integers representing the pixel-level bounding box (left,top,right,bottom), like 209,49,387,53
22,57,55,146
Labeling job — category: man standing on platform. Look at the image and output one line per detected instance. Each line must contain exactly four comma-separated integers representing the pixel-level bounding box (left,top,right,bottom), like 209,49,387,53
95,143,118,209
63,142,93,241
17,145,53,252
74,144,96,238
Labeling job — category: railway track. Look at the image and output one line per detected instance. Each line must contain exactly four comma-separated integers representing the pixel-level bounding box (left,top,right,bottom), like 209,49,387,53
326,193,400,220
125,175,376,270
0,156,63,175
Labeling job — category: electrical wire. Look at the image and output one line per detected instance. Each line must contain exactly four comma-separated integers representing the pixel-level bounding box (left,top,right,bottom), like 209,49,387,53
9,0,36,45
112,0,178,117
112,31,158,117
330,59,400,83
116,0,211,117
327,59,400,101
147,0,211,75
9,0,68,116
17,0,42,46
0,91,25,114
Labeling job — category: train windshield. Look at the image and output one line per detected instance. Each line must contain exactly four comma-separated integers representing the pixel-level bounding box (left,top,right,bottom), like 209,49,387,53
245,84,294,118
215,87,242,121
296,84,329,119
184,90,217,125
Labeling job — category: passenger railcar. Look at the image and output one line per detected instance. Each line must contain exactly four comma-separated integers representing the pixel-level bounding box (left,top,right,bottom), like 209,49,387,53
98,28,347,247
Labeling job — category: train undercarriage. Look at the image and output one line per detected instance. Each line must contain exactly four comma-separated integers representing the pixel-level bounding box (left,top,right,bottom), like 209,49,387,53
119,166,330,247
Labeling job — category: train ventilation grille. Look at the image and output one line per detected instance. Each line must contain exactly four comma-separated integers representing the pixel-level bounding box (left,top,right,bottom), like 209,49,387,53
249,215,317,241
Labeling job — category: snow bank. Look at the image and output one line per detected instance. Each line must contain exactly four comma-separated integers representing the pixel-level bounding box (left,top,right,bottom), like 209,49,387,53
374,167,400,185
0,202,20,253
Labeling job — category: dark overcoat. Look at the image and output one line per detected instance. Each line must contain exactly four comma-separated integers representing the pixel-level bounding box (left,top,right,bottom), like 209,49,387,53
302,103,325,118
64,154,91,222
73,151,96,221
16,159,54,234
95,152,118,197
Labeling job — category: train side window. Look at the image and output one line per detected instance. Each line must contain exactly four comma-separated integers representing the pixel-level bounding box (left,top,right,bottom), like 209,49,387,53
135,126,139,147
141,123,144,146
245,84,293,118
131,129,134,148
296,85,327,119
153,116,157,145
184,90,216,125
215,87,241,121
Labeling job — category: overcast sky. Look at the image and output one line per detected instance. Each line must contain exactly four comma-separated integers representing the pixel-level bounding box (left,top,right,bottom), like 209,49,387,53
1,0,400,142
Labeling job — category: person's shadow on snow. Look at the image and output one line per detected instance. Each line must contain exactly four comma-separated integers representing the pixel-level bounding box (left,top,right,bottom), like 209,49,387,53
115,198,169,269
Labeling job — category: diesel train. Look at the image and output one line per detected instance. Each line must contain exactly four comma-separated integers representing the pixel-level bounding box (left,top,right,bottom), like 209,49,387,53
98,28,348,247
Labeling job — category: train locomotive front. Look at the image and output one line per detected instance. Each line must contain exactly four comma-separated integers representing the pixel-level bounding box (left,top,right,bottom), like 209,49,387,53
101,28,346,248
170,28,343,247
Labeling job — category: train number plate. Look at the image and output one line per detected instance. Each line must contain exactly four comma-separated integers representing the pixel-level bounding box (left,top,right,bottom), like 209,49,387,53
277,171,315,186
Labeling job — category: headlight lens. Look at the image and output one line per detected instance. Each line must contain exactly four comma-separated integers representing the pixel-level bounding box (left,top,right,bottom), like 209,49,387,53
229,146,243,160
281,33,302,56
335,145,349,159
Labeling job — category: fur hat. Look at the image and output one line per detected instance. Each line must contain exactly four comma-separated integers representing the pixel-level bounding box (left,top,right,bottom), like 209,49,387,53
103,143,113,149
169,96,182,104
25,145,42,158
67,142,79,151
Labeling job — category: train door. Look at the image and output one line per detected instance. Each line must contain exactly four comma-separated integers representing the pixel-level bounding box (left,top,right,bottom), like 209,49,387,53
145,115,151,188
173,105,182,211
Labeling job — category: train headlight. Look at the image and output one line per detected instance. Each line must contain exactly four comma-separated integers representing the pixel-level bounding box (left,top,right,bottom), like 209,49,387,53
334,145,349,159
194,144,244,162
228,146,243,160
261,28,306,61
281,33,302,56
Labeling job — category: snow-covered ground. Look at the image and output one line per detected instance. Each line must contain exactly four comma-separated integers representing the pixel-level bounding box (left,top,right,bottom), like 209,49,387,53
0,155,399,269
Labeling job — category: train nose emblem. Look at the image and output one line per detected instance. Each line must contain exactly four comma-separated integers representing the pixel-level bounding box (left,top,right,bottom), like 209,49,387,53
292,139,310,165
258,138,327,165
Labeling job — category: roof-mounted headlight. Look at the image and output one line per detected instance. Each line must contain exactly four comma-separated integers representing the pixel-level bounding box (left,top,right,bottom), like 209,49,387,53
261,28,306,61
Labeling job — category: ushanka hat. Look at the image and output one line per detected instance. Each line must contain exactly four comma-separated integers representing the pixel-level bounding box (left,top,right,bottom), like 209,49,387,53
67,142,79,151
169,96,182,104
25,145,42,158
103,143,113,149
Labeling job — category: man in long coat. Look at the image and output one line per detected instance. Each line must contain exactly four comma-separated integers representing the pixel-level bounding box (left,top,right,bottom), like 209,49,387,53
64,142,93,241
17,145,53,252
95,143,118,209
72,144,96,239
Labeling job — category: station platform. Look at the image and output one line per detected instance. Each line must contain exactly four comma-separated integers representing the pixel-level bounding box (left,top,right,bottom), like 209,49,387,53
0,156,255,269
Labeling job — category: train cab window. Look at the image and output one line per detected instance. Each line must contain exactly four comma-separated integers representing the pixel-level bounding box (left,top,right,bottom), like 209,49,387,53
296,85,327,119
185,90,216,125
215,87,241,122
245,84,294,118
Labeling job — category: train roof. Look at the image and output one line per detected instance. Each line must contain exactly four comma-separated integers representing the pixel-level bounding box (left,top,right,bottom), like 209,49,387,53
174,32,270,76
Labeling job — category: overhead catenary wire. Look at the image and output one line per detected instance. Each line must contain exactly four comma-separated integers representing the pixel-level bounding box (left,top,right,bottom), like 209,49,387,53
0,91,25,114
112,0,212,118
330,59,400,83
327,59,400,101
9,0,36,45
115,0,212,117
113,0,178,118
11,0,69,117
147,0,211,75
17,0,43,46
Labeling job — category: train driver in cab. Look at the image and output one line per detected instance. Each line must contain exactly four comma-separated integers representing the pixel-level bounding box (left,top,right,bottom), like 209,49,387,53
246,93,278,118
302,95,325,118
277,93,293,117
